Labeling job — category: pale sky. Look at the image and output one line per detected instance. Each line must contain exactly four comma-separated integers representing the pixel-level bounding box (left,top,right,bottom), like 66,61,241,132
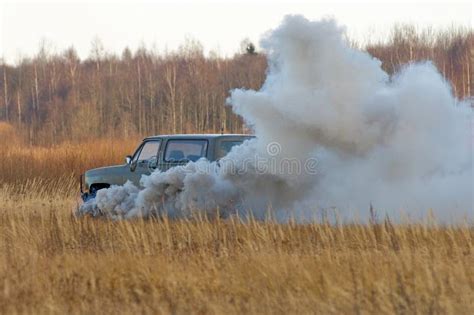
0,0,472,64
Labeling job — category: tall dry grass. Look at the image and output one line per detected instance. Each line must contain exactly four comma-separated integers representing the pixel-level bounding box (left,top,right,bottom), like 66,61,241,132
0,196,472,314
0,134,473,314
0,133,140,194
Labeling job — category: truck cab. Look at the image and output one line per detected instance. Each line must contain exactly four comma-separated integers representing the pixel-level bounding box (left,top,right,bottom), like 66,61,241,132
80,134,254,201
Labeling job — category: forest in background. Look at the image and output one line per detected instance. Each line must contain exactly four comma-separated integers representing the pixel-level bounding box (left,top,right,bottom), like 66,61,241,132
0,25,472,145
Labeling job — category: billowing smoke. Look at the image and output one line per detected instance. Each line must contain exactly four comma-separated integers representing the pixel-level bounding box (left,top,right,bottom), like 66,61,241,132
79,15,473,222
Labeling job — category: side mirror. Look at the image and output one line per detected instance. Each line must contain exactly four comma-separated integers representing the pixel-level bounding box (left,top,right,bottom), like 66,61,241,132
125,155,132,165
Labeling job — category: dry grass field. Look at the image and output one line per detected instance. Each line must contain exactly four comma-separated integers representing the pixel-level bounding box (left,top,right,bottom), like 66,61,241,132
0,126,140,187
0,136,473,314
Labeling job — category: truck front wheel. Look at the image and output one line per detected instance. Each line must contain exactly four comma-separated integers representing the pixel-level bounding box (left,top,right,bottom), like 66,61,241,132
83,183,110,202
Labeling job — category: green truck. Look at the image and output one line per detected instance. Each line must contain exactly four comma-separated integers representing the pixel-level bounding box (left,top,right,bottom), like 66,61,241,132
80,134,254,201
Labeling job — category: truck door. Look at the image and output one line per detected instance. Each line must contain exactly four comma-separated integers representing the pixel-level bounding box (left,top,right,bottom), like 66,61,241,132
128,140,161,185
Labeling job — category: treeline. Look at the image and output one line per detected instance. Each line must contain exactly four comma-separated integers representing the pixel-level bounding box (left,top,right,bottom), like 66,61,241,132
367,25,472,97
0,26,472,145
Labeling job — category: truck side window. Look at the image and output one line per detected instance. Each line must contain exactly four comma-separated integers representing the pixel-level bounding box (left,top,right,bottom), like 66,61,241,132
134,141,161,162
164,140,208,162
218,140,243,158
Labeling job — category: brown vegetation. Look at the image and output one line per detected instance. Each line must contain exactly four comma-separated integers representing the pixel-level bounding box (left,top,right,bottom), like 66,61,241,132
0,25,472,145
0,134,473,314
0,137,138,187
0,190,473,314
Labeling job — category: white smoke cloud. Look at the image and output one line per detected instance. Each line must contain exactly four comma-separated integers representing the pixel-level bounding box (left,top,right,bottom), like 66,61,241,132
79,15,473,222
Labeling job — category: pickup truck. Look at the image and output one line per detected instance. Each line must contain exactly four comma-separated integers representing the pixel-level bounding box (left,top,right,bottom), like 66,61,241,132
80,134,254,201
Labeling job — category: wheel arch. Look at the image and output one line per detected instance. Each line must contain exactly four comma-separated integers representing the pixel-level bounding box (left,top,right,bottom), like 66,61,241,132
89,183,110,192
